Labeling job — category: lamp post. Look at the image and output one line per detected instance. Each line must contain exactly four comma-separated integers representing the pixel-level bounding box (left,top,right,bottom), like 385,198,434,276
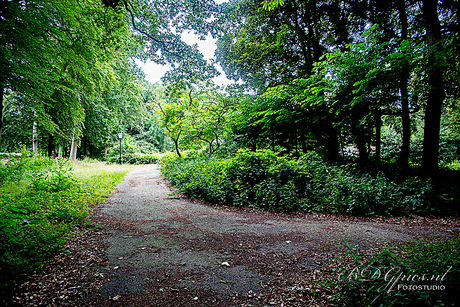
118,132,123,164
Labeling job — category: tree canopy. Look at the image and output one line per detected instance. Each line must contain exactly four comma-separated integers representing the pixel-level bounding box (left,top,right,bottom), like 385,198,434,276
1,0,459,176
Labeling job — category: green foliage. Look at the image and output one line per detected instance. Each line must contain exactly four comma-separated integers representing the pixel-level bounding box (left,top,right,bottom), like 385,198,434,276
161,150,301,209
105,130,163,164
333,237,460,306
0,156,131,288
106,152,161,164
307,168,432,216
441,160,460,171
1,0,133,140
0,157,27,185
261,0,285,11
0,151,54,185
160,149,434,215
29,158,77,192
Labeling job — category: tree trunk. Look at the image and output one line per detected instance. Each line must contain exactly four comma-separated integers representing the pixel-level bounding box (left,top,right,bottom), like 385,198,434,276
82,135,88,158
173,131,181,157
89,143,94,158
300,128,307,153
58,145,63,158
174,139,181,157
0,87,4,145
375,109,381,166
353,122,368,162
294,129,299,156
104,145,108,158
324,122,340,162
397,0,411,167
70,135,78,160
400,78,411,165
32,122,38,154
252,137,257,152
421,0,445,176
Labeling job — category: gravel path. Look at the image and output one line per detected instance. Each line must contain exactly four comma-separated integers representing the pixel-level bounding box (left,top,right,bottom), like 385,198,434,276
77,164,457,306
7,164,457,307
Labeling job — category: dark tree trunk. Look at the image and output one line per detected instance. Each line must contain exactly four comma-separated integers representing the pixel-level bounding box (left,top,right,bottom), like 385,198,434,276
294,129,299,156
0,86,4,145
173,132,182,158
174,140,181,157
83,135,88,158
421,0,445,176
352,121,368,162
300,128,307,153
400,78,411,165
324,122,340,162
89,143,94,158
396,0,411,167
375,109,381,166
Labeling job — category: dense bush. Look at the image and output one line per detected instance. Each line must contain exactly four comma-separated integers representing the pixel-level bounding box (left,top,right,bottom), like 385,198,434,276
303,166,433,216
332,237,460,306
0,155,131,288
159,149,433,215
106,152,161,164
105,131,166,164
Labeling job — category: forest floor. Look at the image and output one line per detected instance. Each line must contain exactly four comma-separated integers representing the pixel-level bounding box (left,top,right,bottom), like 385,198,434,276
5,164,460,307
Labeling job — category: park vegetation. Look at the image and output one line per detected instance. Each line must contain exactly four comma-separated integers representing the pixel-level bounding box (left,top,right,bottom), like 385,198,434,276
1,0,459,304
0,152,131,288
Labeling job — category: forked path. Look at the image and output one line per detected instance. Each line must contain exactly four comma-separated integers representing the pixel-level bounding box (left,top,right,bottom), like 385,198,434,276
88,164,458,306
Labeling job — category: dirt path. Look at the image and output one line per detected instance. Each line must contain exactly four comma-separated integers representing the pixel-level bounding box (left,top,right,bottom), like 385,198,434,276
81,164,458,306
6,164,459,306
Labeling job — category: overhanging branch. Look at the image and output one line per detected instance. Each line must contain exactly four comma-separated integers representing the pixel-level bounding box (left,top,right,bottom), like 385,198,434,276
122,0,183,59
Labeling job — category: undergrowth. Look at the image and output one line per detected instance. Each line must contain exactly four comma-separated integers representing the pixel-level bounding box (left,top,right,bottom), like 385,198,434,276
330,237,460,306
159,149,435,215
105,152,161,164
0,154,131,288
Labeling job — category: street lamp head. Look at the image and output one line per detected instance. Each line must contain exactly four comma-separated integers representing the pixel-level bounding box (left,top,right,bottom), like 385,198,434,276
118,132,123,139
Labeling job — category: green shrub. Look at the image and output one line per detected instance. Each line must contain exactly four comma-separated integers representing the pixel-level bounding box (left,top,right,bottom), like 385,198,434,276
106,152,161,164
160,149,310,210
440,160,460,171
0,157,28,184
305,169,432,216
29,158,77,192
333,237,460,306
160,149,434,215
0,157,131,288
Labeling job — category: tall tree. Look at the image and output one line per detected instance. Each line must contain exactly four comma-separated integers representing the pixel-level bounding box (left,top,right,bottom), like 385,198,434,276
420,0,445,175
216,0,328,92
0,0,130,148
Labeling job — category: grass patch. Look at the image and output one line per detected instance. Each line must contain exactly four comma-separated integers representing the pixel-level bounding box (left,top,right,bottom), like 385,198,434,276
0,155,131,288
73,160,132,202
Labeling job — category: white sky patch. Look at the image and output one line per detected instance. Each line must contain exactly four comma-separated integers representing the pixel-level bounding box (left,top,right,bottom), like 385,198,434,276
136,0,233,86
